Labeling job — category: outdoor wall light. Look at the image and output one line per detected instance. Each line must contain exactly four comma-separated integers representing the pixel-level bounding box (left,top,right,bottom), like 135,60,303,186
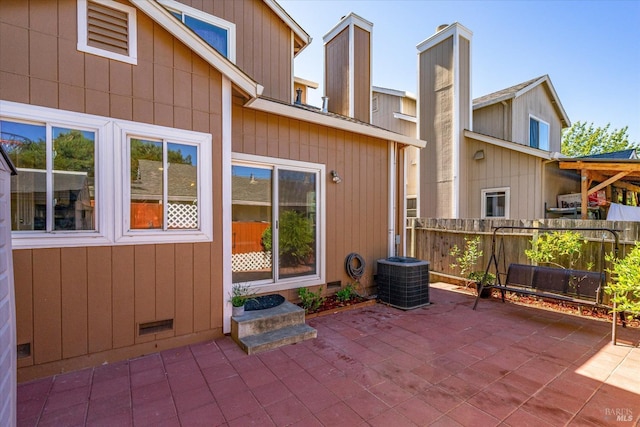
331,170,342,184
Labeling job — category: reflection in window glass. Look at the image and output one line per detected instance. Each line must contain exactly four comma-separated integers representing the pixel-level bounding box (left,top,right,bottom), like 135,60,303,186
1,120,96,231
130,138,199,230
167,142,198,230
53,127,95,230
170,11,228,57
485,191,506,217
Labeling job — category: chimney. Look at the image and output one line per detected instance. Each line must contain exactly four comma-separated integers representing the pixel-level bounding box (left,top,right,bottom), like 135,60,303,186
416,23,473,219
323,13,373,123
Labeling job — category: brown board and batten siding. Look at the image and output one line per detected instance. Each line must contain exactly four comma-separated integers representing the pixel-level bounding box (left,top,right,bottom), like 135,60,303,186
177,0,293,102
324,28,350,117
232,100,390,293
353,26,371,123
457,36,471,217
1,1,227,380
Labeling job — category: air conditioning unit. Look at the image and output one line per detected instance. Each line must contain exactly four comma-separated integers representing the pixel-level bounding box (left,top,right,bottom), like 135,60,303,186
376,257,430,310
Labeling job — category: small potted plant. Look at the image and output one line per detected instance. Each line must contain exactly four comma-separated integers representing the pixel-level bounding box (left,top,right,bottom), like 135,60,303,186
469,271,496,298
229,283,256,317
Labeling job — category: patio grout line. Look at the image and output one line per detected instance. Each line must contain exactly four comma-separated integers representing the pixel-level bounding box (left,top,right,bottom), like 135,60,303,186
563,344,635,425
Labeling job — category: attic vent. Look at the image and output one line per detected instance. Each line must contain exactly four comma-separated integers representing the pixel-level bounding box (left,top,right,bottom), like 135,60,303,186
139,319,174,335
87,1,129,56
77,0,137,65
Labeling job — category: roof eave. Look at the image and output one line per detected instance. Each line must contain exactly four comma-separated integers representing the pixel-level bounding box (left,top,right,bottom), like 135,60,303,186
263,0,311,56
247,98,426,148
464,130,562,160
514,75,571,128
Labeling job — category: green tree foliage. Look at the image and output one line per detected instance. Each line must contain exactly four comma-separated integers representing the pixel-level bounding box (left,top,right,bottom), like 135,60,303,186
605,243,640,321
561,121,637,157
261,210,314,266
525,230,590,270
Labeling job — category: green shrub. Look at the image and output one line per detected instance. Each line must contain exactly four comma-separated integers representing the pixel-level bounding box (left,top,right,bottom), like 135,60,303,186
335,283,358,302
262,210,314,266
525,230,592,270
298,286,324,313
606,243,640,322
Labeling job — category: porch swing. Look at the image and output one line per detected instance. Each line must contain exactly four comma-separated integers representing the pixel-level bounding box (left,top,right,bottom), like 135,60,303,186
472,225,624,344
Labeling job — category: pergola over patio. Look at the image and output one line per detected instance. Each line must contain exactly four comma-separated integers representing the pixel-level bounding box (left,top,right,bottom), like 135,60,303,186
559,158,640,219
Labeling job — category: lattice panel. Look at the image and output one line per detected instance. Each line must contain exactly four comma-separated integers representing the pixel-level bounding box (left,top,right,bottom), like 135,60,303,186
232,251,272,271
168,203,198,229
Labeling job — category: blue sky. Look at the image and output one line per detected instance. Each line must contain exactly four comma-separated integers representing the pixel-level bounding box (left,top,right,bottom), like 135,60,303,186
280,0,640,144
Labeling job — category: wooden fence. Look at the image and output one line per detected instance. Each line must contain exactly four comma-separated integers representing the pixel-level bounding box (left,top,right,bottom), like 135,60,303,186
406,218,640,300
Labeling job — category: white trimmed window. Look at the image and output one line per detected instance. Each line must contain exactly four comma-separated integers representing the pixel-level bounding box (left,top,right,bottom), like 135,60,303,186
114,121,212,244
481,187,510,219
529,115,550,151
77,0,138,65
159,0,236,62
0,101,212,248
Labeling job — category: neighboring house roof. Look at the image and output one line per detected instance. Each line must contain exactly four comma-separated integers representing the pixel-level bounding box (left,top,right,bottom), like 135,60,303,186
464,130,563,161
0,145,17,175
473,75,571,128
580,149,638,160
294,76,319,89
131,159,197,202
248,97,426,148
372,86,417,100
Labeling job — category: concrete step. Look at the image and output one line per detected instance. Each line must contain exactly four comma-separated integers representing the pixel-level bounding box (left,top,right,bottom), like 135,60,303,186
231,301,305,339
233,323,317,355
230,300,317,354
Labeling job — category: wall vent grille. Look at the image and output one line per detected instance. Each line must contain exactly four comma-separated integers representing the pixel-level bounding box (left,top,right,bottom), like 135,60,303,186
87,1,129,56
139,319,174,336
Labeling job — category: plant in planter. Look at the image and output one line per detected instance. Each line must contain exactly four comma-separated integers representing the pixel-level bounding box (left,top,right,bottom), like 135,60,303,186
450,236,487,293
228,283,256,317
469,271,496,298
298,286,324,314
335,282,358,302
605,242,640,323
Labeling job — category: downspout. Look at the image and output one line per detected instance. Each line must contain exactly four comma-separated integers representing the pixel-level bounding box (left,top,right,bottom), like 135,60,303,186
388,142,397,257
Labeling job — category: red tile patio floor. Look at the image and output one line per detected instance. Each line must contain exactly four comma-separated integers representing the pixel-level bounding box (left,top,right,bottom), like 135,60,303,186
17,283,640,426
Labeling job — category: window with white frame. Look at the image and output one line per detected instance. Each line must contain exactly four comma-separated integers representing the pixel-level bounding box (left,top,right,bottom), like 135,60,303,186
115,121,212,244
77,0,138,65
529,115,550,150
0,101,212,248
481,187,510,219
159,0,236,62
231,154,325,291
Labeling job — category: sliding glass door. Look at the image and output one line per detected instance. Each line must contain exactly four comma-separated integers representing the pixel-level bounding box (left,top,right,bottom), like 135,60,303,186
232,159,321,287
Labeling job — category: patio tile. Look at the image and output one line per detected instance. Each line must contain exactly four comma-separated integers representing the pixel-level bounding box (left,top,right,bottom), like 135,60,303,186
367,407,417,427
38,401,87,427
15,285,640,427
131,395,177,426
86,390,131,422
216,389,262,421
251,379,292,407
263,395,311,426
313,401,365,427
177,403,226,427
395,395,443,425
446,402,500,427
172,386,215,414
51,368,92,393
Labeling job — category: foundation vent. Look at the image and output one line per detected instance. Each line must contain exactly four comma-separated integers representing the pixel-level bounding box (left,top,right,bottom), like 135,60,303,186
17,343,31,359
139,319,174,336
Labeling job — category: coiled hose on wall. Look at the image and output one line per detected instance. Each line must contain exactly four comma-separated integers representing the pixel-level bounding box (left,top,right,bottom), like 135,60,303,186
345,252,365,281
